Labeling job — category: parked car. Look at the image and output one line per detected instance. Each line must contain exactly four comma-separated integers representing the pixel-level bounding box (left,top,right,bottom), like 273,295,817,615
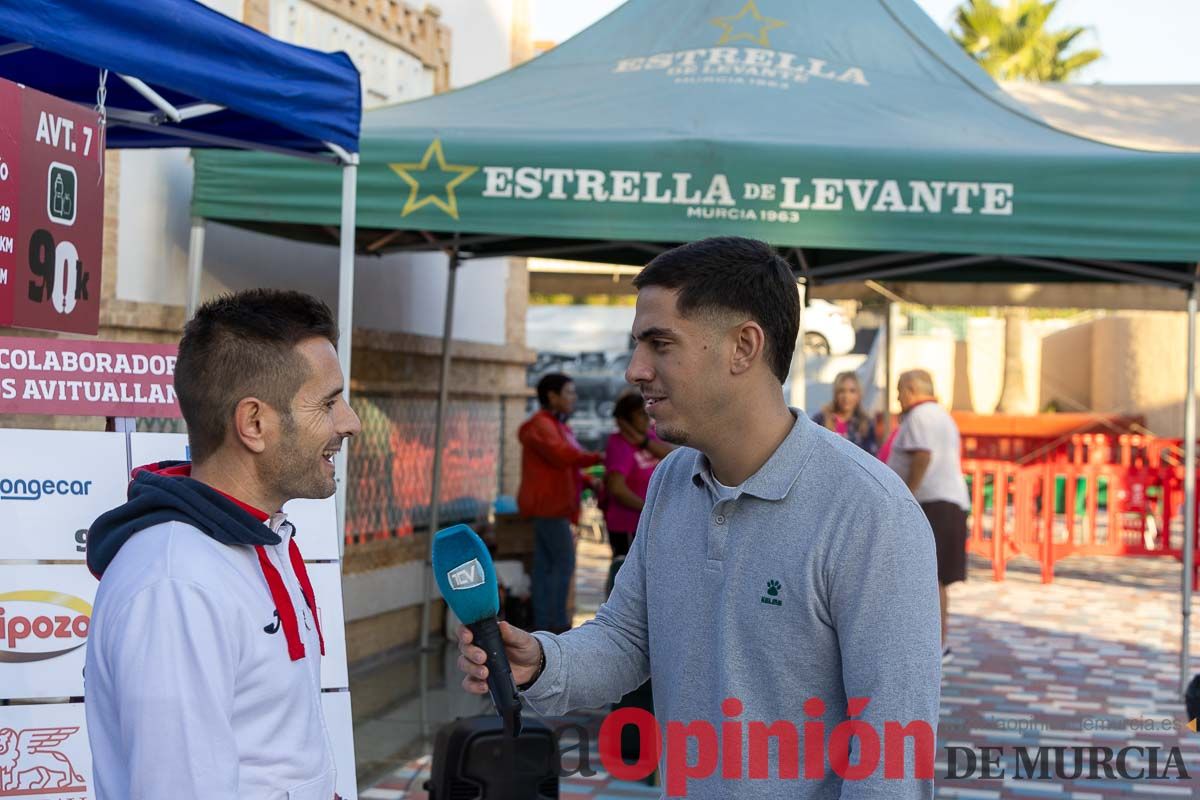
803,300,856,356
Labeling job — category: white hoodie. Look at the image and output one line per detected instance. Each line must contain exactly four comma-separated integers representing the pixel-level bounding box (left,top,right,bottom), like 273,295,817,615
84,516,336,800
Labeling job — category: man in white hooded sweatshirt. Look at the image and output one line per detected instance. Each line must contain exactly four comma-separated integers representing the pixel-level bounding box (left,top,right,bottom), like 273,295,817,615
85,289,361,800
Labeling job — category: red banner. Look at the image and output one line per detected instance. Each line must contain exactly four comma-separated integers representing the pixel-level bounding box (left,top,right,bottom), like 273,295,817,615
0,78,104,335
0,336,180,418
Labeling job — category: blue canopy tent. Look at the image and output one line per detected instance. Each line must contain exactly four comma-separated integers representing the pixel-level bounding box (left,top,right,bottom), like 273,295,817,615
0,0,363,541
0,0,359,154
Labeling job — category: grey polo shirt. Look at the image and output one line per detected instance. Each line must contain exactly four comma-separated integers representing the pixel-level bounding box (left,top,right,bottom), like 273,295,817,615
524,411,941,799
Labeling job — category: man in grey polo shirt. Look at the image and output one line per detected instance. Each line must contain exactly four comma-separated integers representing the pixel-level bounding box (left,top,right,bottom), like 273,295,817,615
459,237,941,798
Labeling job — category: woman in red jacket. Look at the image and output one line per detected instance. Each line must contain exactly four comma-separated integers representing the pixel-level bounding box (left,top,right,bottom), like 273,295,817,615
518,373,602,633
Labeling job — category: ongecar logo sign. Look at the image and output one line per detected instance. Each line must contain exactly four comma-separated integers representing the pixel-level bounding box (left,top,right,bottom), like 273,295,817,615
0,476,92,503
0,591,91,664
0,429,127,562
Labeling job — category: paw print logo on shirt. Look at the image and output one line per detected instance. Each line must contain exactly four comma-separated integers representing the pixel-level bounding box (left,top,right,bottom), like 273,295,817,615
761,579,783,607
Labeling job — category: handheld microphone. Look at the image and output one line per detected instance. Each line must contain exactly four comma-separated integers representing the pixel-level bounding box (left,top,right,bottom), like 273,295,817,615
433,523,523,736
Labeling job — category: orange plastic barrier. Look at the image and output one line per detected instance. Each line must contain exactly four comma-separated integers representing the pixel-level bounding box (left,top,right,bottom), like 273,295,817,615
962,433,1193,584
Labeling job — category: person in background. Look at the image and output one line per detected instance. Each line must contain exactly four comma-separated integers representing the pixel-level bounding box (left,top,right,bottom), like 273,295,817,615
886,368,971,663
812,370,878,456
603,390,673,594
518,373,603,633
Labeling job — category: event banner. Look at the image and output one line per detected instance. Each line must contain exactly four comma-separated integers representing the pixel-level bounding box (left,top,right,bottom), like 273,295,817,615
128,433,341,560
0,336,180,418
0,564,349,700
309,562,350,690
0,429,128,561
0,701,92,799
0,564,94,700
0,78,104,335
322,691,359,800
0,695,358,800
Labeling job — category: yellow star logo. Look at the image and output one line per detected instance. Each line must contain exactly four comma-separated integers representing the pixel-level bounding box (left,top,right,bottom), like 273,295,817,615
710,0,786,48
388,139,478,219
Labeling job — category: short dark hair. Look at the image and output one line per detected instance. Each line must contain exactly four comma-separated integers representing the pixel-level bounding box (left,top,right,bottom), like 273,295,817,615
633,237,799,382
612,391,645,422
175,289,338,463
536,373,573,408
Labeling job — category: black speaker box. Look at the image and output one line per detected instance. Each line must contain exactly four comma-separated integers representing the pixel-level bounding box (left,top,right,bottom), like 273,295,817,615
425,715,560,800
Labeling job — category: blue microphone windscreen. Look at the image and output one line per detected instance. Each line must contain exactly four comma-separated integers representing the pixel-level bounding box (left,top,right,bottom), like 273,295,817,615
431,523,499,624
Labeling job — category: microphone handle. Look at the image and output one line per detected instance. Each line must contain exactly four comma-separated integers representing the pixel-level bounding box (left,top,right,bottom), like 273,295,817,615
468,617,523,735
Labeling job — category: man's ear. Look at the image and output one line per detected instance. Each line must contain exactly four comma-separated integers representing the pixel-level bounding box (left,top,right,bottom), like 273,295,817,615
232,397,270,454
730,321,766,376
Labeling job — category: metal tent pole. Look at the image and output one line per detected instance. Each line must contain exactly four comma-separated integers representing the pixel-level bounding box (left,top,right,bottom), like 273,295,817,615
333,157,358,559
1183,284,1197,693
883,300,895,434
420,246,461,650
788,280,807,412
185,217,206,318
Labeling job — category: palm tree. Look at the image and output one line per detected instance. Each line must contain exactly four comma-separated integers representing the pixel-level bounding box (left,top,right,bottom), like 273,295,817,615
951,0,1102,81
951,0,1101,414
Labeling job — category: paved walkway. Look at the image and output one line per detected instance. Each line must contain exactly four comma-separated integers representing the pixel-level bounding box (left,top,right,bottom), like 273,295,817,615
364,539,1200,799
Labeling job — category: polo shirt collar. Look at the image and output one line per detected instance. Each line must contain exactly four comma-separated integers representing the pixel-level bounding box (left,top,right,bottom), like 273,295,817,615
690,409,812,500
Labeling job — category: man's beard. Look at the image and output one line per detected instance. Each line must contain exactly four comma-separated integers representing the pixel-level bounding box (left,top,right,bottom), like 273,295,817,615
656,424,689,446
265,413,337,502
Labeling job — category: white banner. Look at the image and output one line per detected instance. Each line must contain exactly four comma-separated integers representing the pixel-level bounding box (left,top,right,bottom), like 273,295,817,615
0,429,127,561
127,433,340,559
0,701,92,799
0,697,357,800
0,564,93,700
310,562,349,690
323,691,358,800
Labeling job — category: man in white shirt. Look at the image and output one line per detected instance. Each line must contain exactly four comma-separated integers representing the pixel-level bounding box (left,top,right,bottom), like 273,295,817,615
887,368,971,661
85,289,361,800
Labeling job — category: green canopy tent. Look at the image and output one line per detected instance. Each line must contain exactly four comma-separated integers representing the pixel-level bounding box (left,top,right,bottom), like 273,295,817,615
190,0,1200,682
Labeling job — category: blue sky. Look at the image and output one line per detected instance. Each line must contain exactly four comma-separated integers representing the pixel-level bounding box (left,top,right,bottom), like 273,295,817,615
530,0,1198,84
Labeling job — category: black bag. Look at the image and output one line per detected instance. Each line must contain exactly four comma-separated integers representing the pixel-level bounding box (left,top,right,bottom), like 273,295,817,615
426,716,560,799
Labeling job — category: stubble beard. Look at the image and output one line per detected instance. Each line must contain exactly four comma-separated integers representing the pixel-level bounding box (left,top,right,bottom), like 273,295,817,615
267,412,337,502
655,424,689,446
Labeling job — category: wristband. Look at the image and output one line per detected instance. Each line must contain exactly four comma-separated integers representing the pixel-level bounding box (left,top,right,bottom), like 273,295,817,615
517,641,546,691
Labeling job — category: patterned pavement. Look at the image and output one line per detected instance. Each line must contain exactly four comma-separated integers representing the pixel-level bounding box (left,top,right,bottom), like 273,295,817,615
364,537,1200,799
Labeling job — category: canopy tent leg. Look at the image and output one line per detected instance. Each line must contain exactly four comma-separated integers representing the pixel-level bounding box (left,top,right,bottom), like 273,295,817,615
421,248,461,651
185,217,206,319
788,280,807,412
883,300,895,435
334,161,358,560
1183,285,1197,694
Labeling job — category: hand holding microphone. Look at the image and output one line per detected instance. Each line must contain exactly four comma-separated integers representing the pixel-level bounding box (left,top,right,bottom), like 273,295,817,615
458,621,542,695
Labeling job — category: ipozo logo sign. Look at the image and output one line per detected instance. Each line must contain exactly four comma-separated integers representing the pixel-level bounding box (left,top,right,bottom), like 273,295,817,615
0,591,91,663
447,559,485,591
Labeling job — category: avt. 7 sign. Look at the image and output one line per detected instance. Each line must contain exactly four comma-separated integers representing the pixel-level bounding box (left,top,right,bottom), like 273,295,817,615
0,78,103,335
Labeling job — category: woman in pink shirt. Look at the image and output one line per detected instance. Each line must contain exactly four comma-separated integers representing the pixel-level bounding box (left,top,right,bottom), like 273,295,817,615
603,392,673,586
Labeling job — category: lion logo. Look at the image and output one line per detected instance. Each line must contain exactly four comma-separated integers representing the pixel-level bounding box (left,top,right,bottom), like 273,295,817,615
0,727,85,794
